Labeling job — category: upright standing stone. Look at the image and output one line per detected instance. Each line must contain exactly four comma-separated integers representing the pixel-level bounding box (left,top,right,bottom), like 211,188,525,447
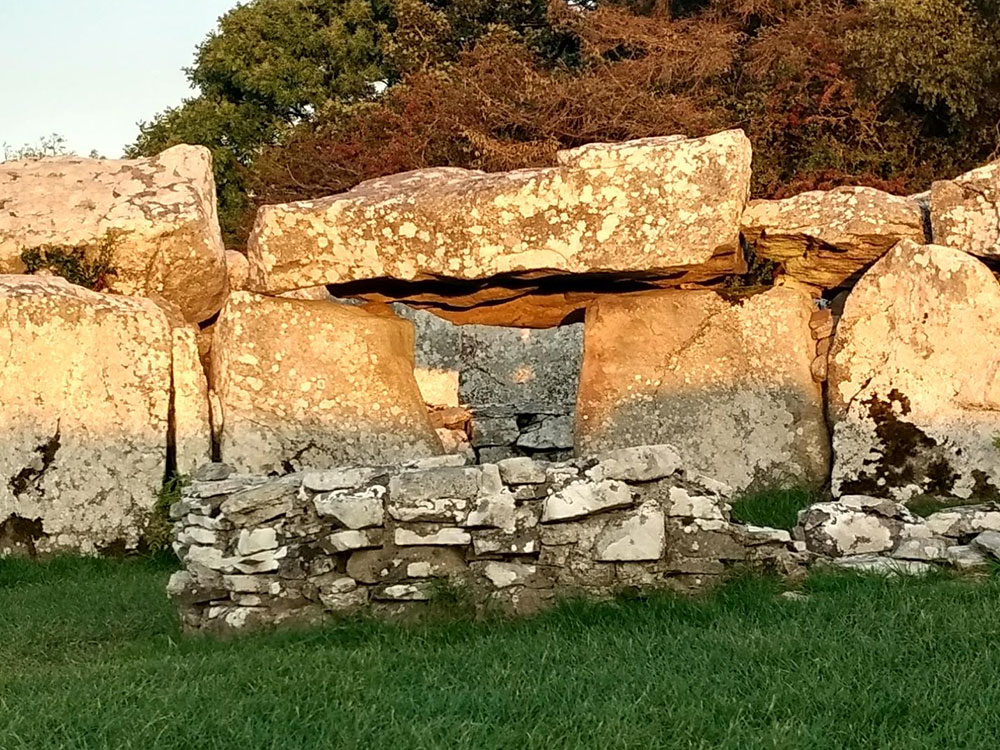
828,239,1000,500
0,276,172,554
576,286,829,492
211,292,442,474
931,159,1000,258
172,327,213,476
0,146,228,324
246,130,752,294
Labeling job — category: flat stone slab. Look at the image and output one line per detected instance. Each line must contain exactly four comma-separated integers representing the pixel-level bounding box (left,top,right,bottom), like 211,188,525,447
742,186,925,288
246,130,752,294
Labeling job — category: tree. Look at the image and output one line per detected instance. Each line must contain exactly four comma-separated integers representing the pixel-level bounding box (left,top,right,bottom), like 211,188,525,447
129,0,392,244
138,0,1000,247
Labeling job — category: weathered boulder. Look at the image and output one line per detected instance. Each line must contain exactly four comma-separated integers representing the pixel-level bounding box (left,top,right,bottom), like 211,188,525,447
828,240,1000,499
246,130,752,297
210,292,442,474
0,146,227,324
0,276,172,554
576,286,830,492
742,187,926,288
795,496,922,558
930,159,1000,258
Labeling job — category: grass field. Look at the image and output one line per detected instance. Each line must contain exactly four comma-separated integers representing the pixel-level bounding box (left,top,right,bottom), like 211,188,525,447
3,557,1000,749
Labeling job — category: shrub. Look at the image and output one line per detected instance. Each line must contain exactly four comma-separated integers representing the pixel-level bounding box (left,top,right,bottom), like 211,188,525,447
20,229,122,291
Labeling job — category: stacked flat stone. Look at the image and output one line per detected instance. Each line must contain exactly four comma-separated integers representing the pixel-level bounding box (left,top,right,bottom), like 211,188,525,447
168,444,807,633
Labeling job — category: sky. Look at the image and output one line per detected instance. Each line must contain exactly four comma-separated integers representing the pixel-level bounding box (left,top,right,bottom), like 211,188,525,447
0,0,240,159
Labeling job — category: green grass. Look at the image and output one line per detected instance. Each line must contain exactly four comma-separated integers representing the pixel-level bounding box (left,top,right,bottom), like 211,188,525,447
729,487,814,530
3,557,1000,749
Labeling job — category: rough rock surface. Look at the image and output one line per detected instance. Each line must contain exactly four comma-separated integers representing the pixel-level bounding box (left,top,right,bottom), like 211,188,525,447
742,187,926,288
576,286,830,492
0,146,227,324
828,240,1000,500
169,445,805,632
0,276,172,554
793,495,1000,571
226,250,250,292
930,159,1000,258
211,292,442,474
172,327,213,475
246,131,752,295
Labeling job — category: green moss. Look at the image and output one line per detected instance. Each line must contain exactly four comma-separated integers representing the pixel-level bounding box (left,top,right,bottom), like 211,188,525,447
906,495,978,519
20,229,122,290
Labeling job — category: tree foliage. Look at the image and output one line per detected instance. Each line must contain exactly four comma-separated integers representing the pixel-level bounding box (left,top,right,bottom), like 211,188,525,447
133,0,1000,248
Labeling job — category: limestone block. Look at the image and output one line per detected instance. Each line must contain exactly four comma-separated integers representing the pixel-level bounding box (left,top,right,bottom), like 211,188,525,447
226,250,250,292
0,276,172,554
395,527,472,546
795,498,921,557
517,415,574,451
247,131,752,294
211,292,442,473
347,546,466,584
594,444,683,483
594,503,666,561
576,286,830,493
469,417,520,448
0,146,227,323
828,240,1000,499
742,187,925,287
313,486,385,529
923,504,1000,538
931,159,1000,258
541,479,634,522
497,457,548,485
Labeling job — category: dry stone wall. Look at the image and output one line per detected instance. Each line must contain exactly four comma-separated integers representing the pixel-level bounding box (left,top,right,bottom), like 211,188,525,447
169,445,807,633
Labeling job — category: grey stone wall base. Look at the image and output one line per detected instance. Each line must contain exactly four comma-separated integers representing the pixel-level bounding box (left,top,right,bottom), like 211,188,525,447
170,445,808,633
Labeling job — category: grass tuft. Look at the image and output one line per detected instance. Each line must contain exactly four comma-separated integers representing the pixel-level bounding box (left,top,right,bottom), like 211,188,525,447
729,487,813,530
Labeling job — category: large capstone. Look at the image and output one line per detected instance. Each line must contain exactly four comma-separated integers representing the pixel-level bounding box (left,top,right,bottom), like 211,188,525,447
0,146,228,324
245,131,752,304
0,276,172,554
742,187,926,288
575,285,829,493
930,158,1000,258
828,239,1000,500
211,292,442,474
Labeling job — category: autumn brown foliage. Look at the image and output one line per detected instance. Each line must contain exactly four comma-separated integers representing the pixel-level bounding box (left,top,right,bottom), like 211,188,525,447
244,0,1000,244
